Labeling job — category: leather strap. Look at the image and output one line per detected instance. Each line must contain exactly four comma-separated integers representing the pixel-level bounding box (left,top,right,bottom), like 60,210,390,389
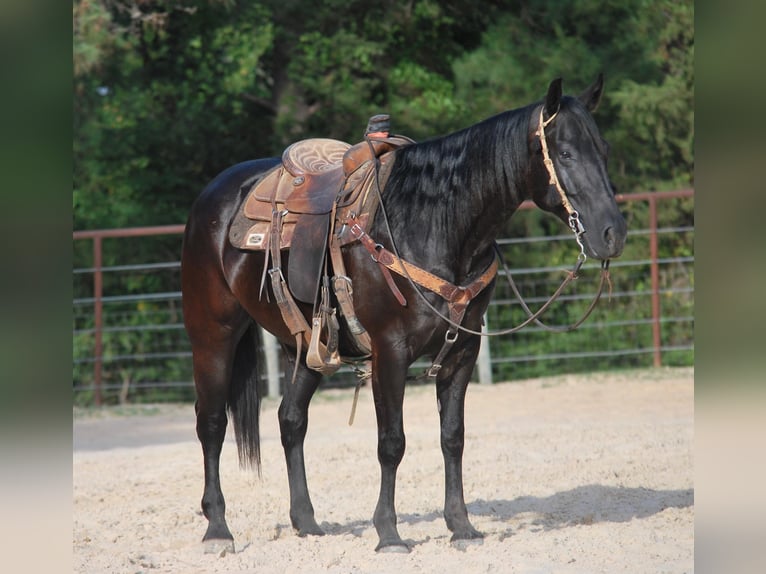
328,251,373,355
347,216,498,310
265,208,315,383
347,214,498,377
347,219,407,306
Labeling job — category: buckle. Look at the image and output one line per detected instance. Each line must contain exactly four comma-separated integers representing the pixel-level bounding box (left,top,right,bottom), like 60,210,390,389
426,363,442,378
370,243,385,262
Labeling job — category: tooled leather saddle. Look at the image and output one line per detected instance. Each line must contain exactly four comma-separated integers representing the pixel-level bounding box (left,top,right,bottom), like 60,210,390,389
228,115,413,374
230,131,412,298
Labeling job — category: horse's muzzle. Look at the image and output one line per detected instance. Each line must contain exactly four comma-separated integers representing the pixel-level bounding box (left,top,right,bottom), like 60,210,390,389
602,223,626,258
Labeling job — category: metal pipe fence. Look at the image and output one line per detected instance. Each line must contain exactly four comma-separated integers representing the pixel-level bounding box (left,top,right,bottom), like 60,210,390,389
72,189,693,405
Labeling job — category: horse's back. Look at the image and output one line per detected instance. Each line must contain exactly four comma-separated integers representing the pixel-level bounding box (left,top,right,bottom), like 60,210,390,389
182,157,277,294
183,158,279,255
189,158,279,223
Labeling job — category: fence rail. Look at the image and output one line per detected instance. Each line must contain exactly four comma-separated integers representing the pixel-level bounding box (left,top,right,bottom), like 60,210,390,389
73,189,693,405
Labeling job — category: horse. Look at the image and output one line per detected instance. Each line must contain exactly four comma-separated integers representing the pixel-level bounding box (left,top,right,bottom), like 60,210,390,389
180,75,627,554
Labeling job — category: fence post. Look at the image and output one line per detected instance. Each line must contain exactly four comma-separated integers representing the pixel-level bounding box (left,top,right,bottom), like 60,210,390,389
649,195,662,367
261,328,282,397
93,236,103,406
477,314,493,384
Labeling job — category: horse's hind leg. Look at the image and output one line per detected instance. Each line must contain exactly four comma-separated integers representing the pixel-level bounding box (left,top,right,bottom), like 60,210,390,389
189,326,247,554
278,352,324,536
436,337,484,544
183,260,251,553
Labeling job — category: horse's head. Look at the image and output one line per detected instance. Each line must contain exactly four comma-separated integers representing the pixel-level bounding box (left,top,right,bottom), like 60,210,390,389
530,75,627,260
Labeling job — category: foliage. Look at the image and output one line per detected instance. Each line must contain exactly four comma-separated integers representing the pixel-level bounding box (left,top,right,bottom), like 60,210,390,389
74,0,275,232
73,0,694,403
609,0,694,191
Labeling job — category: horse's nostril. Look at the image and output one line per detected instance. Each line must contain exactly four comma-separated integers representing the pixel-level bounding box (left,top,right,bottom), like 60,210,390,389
602,224,625,257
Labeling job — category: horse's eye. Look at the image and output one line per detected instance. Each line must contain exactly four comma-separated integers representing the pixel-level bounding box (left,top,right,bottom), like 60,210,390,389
560,150,573,160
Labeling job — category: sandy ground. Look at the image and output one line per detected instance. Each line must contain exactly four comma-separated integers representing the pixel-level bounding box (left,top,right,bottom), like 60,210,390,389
73,367,693,573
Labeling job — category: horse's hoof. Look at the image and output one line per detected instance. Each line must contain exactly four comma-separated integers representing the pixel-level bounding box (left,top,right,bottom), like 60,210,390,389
203,538,235,556
295,522,326,537
451,528,484,551
375,542,410,554
451,537,484,551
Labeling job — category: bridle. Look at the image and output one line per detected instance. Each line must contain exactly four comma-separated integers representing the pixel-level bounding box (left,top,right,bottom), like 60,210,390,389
356,104,612,376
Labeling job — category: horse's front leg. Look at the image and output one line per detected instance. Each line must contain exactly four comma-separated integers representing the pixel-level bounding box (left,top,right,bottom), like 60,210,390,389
278,353,325,536
370,344,410,553
436,334,484,543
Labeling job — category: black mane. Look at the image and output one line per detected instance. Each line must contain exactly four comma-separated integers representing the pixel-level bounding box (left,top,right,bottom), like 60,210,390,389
375,104,536,277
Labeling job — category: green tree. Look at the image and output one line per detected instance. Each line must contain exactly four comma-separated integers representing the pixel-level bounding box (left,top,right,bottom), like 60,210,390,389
610,0,694,191
74,0,276,232
74,0,693,230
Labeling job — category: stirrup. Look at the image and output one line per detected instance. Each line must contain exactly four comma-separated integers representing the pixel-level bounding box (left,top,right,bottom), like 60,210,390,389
306,278,342,375
306,312,342,375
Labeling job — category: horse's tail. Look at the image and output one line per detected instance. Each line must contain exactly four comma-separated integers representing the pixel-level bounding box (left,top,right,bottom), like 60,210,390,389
227,322,263,474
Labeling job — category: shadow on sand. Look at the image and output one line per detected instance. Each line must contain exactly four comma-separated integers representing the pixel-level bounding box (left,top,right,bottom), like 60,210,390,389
321,484,693,544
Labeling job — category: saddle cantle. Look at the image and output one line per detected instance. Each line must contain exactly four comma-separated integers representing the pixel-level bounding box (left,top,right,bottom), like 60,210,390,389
282,138,350,214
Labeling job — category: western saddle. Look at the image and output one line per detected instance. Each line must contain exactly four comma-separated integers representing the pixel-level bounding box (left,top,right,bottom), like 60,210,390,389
229,115,414,376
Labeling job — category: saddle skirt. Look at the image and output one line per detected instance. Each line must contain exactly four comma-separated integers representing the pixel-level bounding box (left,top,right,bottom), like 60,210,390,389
229,134,410,302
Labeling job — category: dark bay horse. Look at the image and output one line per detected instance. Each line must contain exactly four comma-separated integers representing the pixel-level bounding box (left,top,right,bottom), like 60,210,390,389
181,76,627,553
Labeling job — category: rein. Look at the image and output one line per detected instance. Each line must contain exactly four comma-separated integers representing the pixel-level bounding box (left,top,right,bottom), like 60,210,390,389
354,106,612,376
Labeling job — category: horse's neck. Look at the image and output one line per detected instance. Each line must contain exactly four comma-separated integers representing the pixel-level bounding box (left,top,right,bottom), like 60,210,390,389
449,178,520,280
381,114,531,282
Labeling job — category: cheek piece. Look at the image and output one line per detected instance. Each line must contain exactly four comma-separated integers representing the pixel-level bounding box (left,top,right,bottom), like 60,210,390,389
535,106,587,262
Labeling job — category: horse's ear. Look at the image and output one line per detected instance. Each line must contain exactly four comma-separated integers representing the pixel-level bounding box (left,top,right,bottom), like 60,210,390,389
579,73,604,112
544,78,563,119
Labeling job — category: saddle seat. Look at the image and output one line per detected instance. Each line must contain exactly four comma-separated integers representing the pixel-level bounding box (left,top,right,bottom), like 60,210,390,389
280,138,350,215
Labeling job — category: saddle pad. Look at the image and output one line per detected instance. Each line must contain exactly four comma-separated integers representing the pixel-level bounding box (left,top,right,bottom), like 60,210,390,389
235,166,299,250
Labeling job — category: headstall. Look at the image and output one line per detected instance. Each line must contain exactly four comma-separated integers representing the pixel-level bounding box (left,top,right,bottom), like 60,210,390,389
535,106,588,263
